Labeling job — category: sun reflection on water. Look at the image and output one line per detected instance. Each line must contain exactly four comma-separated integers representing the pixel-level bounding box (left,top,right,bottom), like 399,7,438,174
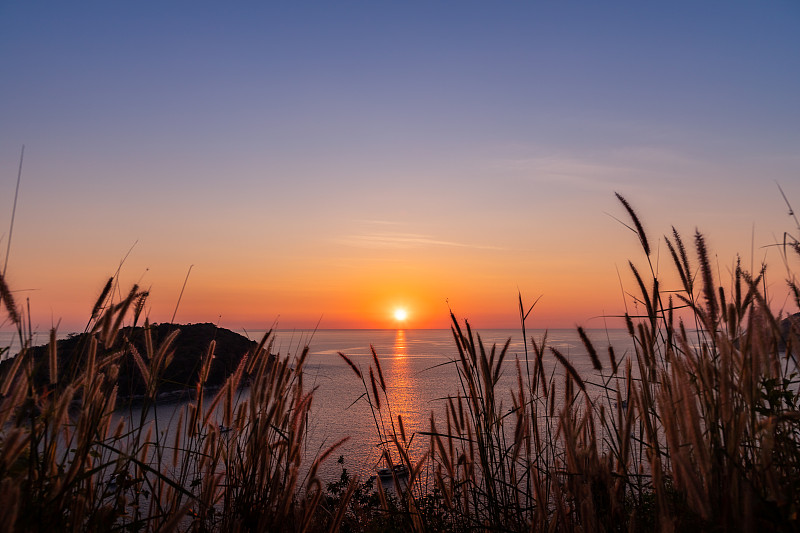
393,328,407,355
385,328,424,461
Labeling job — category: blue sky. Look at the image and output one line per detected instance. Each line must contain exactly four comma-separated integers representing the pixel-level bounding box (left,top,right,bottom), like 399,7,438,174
1,2,798,329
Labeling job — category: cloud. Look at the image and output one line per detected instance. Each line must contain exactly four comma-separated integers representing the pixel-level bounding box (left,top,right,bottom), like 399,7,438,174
486,142,733,192
335,231,504,250
353,219,402,226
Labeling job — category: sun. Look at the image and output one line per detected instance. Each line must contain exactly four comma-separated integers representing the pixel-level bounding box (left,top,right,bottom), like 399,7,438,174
394,308,408,321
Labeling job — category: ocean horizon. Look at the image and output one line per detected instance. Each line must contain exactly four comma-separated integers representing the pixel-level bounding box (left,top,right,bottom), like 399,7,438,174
1,325,636,482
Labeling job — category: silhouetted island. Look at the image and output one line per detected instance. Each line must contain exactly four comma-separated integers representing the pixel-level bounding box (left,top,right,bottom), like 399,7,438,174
781,311,800,351
5,323,264,402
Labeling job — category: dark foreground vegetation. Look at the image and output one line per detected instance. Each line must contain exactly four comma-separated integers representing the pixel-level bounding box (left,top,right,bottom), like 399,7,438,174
0,193,799,532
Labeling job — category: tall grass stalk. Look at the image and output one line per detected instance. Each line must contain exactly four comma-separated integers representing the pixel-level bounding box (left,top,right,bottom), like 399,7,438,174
422,193,800,531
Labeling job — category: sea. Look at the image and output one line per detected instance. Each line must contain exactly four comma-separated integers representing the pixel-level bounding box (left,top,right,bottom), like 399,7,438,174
1,327,636,483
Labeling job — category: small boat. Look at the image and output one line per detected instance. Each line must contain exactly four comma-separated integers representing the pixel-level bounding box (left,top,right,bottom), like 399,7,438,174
377,464,409,481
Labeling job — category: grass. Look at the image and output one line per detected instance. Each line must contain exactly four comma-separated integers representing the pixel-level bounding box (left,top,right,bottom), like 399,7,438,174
416,195,800,531
0,281,353,532
1,192,799,531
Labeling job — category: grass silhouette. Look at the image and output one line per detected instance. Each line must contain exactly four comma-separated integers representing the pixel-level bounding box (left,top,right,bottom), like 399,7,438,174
1,193,798,531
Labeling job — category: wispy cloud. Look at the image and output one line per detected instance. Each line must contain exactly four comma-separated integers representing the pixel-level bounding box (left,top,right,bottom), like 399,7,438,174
336,232,504,250
491,145,720,191
353,219,402,226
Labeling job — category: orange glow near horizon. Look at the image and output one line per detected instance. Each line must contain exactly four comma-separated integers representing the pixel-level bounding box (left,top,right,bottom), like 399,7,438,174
3,199,798,334
2,260,651,332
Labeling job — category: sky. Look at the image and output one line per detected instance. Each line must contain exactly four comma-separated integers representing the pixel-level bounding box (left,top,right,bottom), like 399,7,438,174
0,2,799,332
